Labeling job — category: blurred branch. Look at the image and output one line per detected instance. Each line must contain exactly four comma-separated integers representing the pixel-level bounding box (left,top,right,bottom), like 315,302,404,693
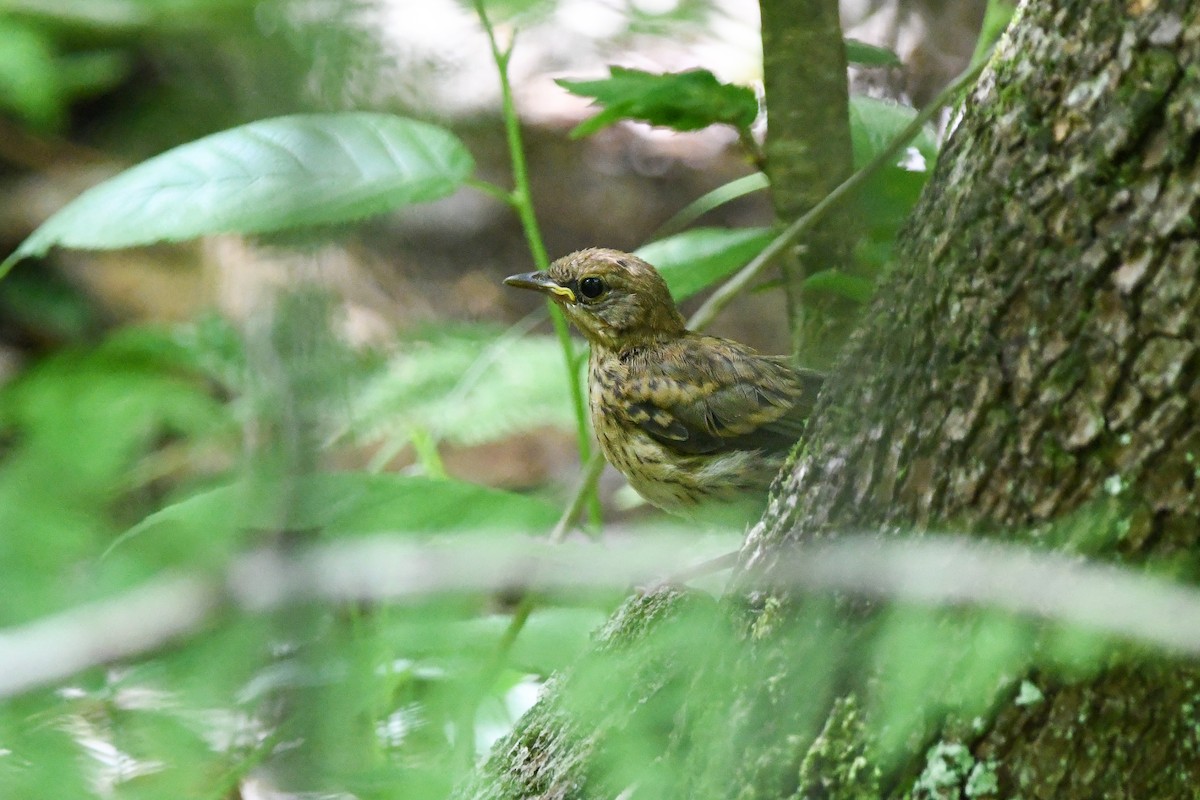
5,532,1200,698
0,575,220,698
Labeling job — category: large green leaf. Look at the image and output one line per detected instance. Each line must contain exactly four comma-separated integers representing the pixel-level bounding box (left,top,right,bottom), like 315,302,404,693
2,113,473,274
635,227,773,301
120,472,560,548
557,67,757,138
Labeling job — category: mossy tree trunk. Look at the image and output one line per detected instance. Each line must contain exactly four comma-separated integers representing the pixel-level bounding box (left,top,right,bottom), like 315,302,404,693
456,2,1200,797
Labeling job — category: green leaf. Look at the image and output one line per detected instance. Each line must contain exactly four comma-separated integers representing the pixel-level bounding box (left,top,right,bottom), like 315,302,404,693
557,67,757,138
635,227,773,301
0,330,227,502
381,608,608,675
869,607,1033,765
296,473,560,535
0,19,63,129
56,49,131,98
122,473,560,545
849,96,938,168
846,97,939,274
845,38,901,67
351,325,575,449
3,113,474,275
655,173,769,237
0,327,230,622
973,0,1017,66
801,269,876,304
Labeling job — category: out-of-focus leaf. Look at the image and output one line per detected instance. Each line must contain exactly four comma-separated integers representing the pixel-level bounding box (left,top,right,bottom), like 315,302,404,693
0,327,229,623
849,96,938,168
122,472,560,545
557,67,757,138
56,49,131,97
636,227,773,301
845,97,940,276
0,332,227,486
296,473,559,535
352,325,575,448
868,607,1033,765
845,38,901,67
381,608,608,675
3,113,474,274
655,173,769,237
0,19,62,129
801,269,876,304
0,705,90,799
0,267,99,342
973,0,1017,66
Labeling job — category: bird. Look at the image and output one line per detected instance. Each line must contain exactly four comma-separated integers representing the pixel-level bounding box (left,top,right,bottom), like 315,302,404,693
504,248,823,518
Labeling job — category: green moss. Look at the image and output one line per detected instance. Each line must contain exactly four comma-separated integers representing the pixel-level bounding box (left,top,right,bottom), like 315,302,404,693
793,695,881,800
1014,679,1044,707
910,741,975,800
965,759,1000,797
1182,685,1200,754
751,594,785,641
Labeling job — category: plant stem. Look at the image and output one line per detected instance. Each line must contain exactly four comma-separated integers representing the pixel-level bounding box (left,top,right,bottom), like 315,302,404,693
464,3,606,762
549,453,606,543
688,54,989,332
474,0,600,528
466,177,517,206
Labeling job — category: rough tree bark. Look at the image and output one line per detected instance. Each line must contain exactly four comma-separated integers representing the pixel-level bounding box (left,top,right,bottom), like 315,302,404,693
456,1,1200,798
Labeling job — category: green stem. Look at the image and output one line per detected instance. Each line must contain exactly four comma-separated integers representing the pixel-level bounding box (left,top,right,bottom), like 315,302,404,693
466,177,517,206
688,54,989,332
549,452,606,543
464,4,605,760
474,0,600,528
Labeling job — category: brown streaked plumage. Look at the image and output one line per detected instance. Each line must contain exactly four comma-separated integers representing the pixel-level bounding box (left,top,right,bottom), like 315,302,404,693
505,248,823,516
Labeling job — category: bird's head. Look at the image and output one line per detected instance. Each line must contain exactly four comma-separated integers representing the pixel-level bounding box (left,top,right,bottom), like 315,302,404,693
504,249,687,350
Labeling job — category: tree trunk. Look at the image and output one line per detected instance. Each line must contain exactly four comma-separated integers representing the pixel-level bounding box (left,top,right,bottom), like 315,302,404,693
456,2,1200,797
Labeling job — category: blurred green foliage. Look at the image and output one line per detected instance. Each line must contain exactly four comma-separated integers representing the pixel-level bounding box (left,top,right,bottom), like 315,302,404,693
0,0,378,154
0,1,1184,798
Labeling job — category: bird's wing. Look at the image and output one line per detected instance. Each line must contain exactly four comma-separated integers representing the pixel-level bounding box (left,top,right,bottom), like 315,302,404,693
619,337,823,456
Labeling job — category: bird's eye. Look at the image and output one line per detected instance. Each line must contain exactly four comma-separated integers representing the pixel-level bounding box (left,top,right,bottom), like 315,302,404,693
579,276,607,299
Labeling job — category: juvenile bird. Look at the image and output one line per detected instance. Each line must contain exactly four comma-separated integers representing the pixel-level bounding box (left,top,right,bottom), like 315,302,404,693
505,248,823,517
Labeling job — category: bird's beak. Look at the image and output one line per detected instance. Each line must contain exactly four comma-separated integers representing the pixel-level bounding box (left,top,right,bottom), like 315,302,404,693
503,271,576,303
